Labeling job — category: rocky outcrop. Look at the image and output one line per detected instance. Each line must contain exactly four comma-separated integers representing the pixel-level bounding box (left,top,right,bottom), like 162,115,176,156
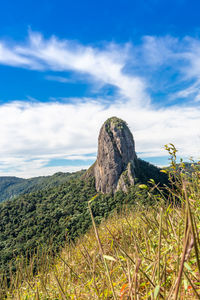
85,117,138,194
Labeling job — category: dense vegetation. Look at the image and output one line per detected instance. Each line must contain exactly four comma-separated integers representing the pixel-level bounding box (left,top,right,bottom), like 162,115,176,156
0,170,85,203
0,159,166,285
2,146,200,299
0,177,25,202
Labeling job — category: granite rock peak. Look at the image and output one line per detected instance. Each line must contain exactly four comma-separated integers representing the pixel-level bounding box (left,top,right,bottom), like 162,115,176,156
87,117,138,194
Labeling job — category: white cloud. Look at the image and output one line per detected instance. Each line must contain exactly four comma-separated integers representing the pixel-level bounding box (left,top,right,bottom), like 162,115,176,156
0,99,199,178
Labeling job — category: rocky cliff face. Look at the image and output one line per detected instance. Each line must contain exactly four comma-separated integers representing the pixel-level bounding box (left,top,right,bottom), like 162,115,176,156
87,117,138,194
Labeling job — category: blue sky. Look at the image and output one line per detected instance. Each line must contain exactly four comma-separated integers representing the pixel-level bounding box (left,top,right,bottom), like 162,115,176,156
0,0,200,177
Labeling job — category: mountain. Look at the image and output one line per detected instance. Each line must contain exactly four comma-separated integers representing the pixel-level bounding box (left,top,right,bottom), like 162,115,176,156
84,117,167,193
0,170,85,203
85,117,138,193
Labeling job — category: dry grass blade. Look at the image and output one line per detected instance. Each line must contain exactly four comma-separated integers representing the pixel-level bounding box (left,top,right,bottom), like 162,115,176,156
173,218,190,300
158,208,163,284
134,258,141,300
105,223,165,299
183,271,200,299
88,196,117,300
183,181,200,274
53,271,68,300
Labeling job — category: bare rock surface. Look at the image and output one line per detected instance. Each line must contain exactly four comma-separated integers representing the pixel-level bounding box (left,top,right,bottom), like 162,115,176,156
88,117,138,194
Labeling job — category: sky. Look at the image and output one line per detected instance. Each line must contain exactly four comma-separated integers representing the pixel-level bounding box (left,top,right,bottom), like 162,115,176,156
0,0,200,178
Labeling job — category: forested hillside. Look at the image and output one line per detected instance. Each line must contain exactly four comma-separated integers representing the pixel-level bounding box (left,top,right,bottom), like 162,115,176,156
0,170,85,202
0,159,167,281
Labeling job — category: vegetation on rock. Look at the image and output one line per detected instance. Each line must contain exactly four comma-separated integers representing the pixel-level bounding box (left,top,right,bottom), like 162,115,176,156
104,116,129,135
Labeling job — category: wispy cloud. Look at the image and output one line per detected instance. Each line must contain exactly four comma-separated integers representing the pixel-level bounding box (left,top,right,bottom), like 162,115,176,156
0,42,31,66
140,35,200,101
0,32,148,106
45,75,72,83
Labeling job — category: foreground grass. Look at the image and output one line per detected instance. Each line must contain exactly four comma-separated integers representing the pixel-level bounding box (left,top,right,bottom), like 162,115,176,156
4,207,200,298
2,147,200,299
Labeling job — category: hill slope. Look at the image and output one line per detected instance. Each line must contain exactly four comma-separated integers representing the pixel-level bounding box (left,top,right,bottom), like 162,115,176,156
0,159,167,281
4,167,200,299
0,170,85,202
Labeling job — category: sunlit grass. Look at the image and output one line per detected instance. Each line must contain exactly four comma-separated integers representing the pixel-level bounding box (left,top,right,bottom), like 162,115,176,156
2,145,200,299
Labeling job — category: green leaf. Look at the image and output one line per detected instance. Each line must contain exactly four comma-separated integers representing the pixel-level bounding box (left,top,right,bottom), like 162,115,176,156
138,184,148,189
154,285,160,299
88,194,98,203
184,262,196,277
103,255,116,261
166,204,172,213
160,169,167,174
184,262,192,271
119,255,126,261
183,278,188,291
149,179,155,184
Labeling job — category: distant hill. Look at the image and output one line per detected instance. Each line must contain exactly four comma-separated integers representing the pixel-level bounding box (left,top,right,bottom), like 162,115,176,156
165,162,198,173
0,170,85,202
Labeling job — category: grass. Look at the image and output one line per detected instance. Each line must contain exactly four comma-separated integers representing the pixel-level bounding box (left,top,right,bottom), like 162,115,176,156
2,145,200,299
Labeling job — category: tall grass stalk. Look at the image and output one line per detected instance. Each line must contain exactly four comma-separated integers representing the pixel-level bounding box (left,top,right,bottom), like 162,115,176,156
88,195,117,300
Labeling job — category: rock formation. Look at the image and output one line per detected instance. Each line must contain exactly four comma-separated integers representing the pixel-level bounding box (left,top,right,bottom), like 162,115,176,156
85,117,138,194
